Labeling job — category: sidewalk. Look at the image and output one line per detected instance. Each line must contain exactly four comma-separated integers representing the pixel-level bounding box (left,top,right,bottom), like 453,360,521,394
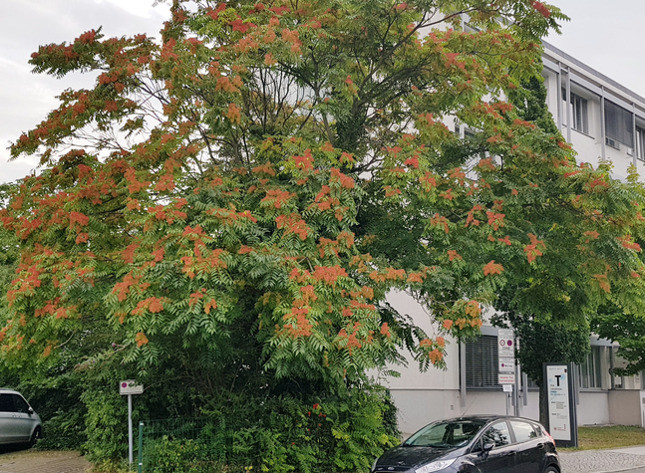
560,446,645,473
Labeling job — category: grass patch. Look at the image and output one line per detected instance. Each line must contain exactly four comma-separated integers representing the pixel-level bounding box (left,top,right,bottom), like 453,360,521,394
566,426,645,450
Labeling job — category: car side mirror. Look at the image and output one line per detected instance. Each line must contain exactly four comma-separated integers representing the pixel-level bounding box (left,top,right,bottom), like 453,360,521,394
27,407,34,415
483,442,495,453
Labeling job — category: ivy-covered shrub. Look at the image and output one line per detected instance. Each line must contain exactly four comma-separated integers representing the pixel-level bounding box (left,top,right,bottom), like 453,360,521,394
140,387,399,473
82,388,128,462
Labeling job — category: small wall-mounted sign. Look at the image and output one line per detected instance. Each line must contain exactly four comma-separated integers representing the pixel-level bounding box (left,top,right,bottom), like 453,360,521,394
498,373,516,385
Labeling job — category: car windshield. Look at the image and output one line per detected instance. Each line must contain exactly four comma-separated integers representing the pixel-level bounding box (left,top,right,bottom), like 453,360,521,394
403,419,487,448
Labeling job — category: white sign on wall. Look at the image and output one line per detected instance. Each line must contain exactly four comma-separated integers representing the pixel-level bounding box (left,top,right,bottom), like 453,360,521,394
498,357,515,373
546,365,571,441
498,373,516,384
497,329,515,385
497,329,515,358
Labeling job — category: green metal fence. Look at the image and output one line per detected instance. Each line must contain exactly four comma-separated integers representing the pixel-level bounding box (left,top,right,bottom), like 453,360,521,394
137,417,226,473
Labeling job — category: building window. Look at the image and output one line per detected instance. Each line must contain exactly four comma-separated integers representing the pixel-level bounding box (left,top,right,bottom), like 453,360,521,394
571,94,588,134
636,127,645,161
466,335,499,388
578,346,603,389
605,100,633,148
561,89,589,134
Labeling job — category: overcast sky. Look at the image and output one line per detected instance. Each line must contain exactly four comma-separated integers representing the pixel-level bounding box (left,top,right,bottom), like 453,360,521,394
1,0,643,184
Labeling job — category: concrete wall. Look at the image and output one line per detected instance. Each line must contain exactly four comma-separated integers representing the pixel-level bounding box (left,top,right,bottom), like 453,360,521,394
608,390,642,426
391,386,623,433
382,291,460,391
577,391,611,425
390,388,541,436
390,389,462,436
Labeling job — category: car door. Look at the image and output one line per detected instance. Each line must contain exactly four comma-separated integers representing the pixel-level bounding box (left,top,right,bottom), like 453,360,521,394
469,421,517,473
0,393,20,443
11,394,35,441
509,420,542,473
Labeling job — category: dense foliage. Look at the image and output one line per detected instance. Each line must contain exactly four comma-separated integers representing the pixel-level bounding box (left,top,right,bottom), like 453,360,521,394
3,0,645,468
141,389,398,473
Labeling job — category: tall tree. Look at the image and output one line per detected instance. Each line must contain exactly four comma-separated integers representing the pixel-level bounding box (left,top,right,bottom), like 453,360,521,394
491,73,645,426
2,0,645,468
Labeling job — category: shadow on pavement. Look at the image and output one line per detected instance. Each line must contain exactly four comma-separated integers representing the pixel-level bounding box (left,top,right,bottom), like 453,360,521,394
0,444,33,455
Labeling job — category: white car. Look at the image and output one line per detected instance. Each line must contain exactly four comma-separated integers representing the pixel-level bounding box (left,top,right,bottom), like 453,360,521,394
0,389,42,447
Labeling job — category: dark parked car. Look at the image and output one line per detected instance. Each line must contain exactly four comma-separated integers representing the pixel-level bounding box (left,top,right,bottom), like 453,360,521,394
372,415,559,473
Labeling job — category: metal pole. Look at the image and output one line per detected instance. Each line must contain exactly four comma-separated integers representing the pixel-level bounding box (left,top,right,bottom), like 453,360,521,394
505,391,511,416
138,421,144,473
600,88,607,162
565,67,572,143
556,63,562,130
128,394,133,467
459,342,467,408
514,336,520,416
632,104,637,166
513,363,520,416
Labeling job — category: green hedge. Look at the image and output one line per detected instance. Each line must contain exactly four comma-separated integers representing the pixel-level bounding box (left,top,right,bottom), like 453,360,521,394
140,389,399,473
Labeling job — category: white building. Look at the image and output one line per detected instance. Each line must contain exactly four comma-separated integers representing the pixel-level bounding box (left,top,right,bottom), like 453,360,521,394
383,42,645,436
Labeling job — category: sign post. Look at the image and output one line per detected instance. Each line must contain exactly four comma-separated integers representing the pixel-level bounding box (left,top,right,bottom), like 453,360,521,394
497,329,515,414
544,364,578,447
120,380,144,467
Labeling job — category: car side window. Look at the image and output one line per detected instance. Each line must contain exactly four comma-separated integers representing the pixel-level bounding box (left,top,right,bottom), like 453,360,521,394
482,422,511,447
510,420,537,443
12,395,29,414
0,394,15,413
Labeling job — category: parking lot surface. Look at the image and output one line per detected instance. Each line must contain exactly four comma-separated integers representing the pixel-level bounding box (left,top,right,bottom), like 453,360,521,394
0,450,90,473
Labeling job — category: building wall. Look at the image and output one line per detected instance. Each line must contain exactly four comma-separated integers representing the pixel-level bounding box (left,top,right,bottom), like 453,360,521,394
608,390,642,426
543,42,645,180
390,388,542,436
390,389,462,436
578,391,611,425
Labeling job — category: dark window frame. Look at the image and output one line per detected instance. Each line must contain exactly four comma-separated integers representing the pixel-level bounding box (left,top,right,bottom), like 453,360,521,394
561,88,590,135
636,127,645,162
578,345,603,389
465,335,499,389
605,100,633,148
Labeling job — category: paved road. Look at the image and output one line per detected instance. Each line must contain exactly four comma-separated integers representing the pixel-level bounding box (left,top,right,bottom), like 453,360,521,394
5,446,645,473
560,446,645,473
0,450,90,473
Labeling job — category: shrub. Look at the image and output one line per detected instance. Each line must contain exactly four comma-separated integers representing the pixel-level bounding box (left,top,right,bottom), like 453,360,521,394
82,389,128,462
139,387,399,473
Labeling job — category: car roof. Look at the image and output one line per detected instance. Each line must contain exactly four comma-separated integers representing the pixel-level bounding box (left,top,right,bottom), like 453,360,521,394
0,389,21,395
434,415,540,424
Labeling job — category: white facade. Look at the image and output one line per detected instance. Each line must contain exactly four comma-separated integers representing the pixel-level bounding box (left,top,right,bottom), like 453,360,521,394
383,42,645,436
542,42,645,180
